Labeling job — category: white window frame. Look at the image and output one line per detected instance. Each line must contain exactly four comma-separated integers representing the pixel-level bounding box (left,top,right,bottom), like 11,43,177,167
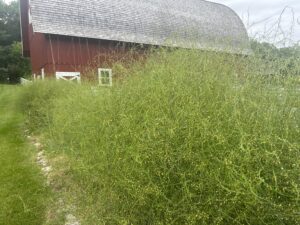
98,68,112,86
55,72,81,83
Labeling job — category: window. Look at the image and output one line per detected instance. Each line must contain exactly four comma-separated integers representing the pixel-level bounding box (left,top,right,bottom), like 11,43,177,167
98,68,112,86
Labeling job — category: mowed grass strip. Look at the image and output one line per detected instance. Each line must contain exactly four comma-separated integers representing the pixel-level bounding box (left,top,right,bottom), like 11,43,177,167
0,85,48,225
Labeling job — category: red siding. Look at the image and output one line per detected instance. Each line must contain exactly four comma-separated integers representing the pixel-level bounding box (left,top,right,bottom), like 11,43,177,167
29,34,148,78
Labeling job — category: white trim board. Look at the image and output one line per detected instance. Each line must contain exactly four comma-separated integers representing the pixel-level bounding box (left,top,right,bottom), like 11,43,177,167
56,72,81,83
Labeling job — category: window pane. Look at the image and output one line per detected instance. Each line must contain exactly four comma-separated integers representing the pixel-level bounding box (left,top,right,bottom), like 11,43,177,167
99,69,112,86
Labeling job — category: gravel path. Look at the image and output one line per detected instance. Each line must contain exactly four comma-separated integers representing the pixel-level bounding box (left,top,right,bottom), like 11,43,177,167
27,134,80,225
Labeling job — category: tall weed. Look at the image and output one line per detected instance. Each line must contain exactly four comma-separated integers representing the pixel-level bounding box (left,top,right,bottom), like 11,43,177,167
20,49,300,224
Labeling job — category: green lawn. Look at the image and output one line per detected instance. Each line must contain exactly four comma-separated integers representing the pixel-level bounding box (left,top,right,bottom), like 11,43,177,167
0,85,48,225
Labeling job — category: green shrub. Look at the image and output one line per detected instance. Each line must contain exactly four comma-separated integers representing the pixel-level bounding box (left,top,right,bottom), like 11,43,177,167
20,49,300,224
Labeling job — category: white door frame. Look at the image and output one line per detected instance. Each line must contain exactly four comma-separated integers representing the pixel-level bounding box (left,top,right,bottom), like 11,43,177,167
55,72,81,83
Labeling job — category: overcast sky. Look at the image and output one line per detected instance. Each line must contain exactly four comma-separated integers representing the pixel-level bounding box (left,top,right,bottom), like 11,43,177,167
209,0,300,46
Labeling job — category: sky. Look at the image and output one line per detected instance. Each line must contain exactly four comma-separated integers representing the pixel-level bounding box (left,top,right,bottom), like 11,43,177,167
209,0,300,46
4,0,300,46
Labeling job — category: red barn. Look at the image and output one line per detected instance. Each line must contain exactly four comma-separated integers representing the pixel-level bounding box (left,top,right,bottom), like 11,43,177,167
19,0,250,80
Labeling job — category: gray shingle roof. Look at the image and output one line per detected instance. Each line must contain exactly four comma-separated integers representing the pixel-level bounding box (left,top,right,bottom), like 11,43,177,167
30,0,251,54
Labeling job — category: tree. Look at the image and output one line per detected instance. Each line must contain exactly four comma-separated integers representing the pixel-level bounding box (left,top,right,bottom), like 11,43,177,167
0,0,30,83
251,40,300,76
0,0,21,45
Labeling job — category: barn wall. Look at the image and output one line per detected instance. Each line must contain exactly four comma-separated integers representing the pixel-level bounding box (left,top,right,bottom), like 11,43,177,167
29,32,49,75
29,33,149,78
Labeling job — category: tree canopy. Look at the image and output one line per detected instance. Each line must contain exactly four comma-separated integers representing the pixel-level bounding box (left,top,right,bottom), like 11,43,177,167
0,0,30,83
251,40,300,76
0,0,20,44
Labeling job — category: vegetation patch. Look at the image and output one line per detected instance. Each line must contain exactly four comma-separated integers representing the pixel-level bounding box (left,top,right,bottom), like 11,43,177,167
0,85,49,225
21,49,300,225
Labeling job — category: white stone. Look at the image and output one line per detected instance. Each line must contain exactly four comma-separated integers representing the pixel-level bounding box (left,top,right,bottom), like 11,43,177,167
65,214,80,225
34,142,43,149
42,166,52,173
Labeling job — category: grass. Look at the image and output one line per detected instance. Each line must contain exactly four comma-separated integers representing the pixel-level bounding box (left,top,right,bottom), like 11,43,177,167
20,49,300,224
0,85,49,225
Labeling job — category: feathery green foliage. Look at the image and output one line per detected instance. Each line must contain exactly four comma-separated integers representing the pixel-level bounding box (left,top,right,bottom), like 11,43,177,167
20,49,300,224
